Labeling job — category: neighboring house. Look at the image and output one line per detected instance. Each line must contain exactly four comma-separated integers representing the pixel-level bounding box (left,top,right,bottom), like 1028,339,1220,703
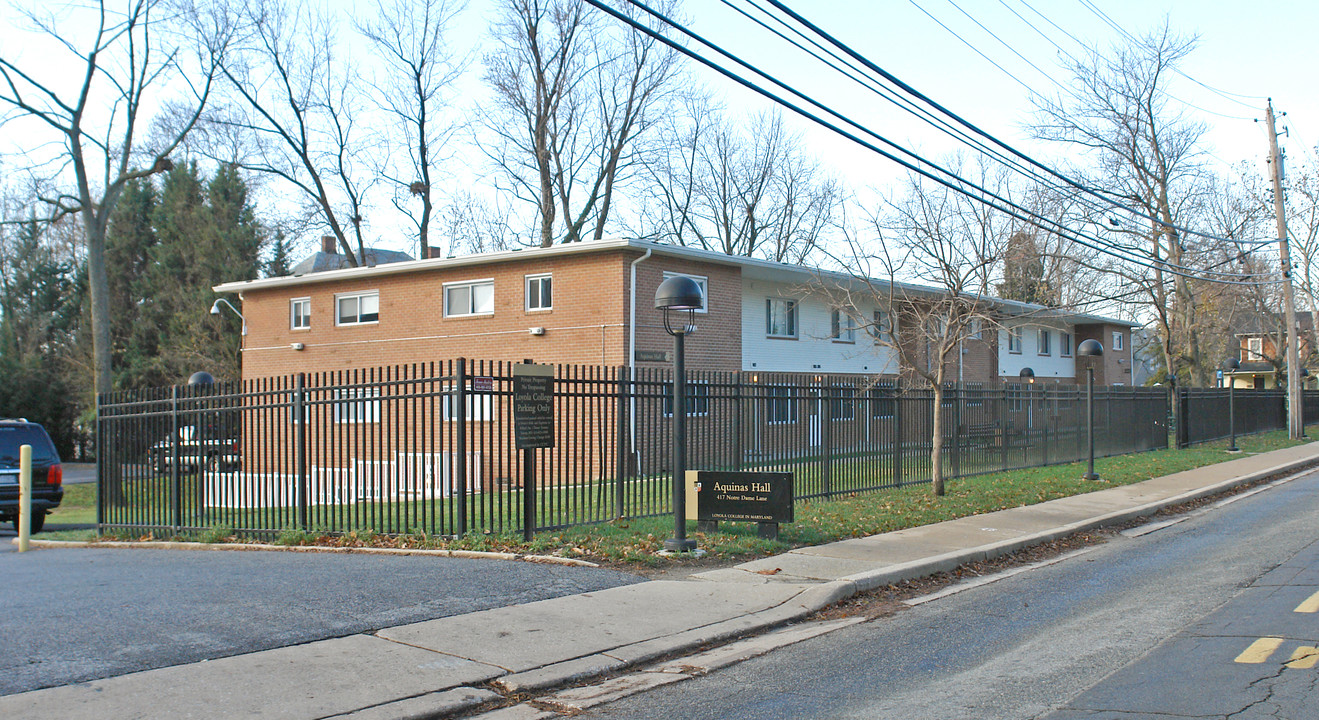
213,237,1135,386
288,237,415,275
1228,312,1317,389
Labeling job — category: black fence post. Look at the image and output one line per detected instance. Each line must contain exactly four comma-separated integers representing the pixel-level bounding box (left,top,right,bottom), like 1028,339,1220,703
950,384,961,480
893,384,904,485
614,365,627,520
455,358,467,537
822,380,833,496
170,385,181,534
1175,388,1188,449
295,373,308,531
1000,383,1009,471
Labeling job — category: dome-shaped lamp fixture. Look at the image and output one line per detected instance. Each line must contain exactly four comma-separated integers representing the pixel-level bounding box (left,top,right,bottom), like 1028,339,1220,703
654,276,704,336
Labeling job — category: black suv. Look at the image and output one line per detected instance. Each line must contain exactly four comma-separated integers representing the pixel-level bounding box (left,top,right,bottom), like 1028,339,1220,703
0,419,64,533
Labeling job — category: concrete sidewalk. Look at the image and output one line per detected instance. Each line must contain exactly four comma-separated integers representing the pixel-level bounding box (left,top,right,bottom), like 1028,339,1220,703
7,443,1319,719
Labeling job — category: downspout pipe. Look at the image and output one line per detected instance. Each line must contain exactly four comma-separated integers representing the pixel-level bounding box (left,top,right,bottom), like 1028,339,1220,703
627,246,653,462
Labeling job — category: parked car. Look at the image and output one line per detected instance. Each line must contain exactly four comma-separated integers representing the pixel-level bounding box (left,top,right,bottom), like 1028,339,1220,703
147,424,241,473
0,419,64,533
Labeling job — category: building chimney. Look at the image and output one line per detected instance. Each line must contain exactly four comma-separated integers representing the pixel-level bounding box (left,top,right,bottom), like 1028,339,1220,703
322,236,337,255
427,246,443,259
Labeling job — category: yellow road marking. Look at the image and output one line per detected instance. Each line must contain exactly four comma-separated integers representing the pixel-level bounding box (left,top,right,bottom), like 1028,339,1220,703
1236,637,1285,664
1287,647,1319,669
1295,590,1319,613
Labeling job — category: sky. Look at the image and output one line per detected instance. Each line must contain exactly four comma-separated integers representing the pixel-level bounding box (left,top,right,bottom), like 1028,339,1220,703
1,0,1315,257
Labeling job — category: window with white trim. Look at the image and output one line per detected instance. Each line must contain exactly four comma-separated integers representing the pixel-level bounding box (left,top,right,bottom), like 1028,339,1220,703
766,298,797,338
335,389,380,423
1247,337,1263,360
1038,329,1052,356
290,298,311,330
1060,332,1073,357
525,274,552,311
869,386,896,418
872,310,895,344
662,272,708,312
445,280,494,317
1112,331,1125,351
830,387,855,420
830,310,856,343
336,291,379,326
663,383,710,417
1007,326,1022,353
764,385,798,424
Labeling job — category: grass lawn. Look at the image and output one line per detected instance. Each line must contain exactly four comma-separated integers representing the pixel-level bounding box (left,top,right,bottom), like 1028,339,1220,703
40,431,1314,567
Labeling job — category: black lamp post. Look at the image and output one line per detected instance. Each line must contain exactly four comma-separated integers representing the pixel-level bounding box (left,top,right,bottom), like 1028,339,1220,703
1223,357,1240,452
1077,339,1104,481
655,276,704,554
1019,367,1035,447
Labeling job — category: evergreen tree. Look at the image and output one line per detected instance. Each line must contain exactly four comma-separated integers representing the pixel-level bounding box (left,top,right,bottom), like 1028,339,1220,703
105,177,159,387
997,231,1057,306
265,231,293,277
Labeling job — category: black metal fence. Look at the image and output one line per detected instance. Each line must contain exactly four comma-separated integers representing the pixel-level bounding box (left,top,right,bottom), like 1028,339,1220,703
97,360,1171,538
1174,388,1319,447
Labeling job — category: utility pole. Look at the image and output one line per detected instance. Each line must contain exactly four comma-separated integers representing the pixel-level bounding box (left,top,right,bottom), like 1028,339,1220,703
1266,100,1304,439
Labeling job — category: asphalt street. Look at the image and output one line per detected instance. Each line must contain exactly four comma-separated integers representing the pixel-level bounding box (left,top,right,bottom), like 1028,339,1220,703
0,543,645,696
575,468,1319,719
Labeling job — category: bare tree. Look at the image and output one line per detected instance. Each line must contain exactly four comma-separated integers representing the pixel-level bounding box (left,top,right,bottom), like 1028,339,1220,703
357,0,468,260
1034,24,1218,385
1286,146,1319,365
0,0,227,396
204,0,376,265
481,0,679,246
639,104,840,263
819,160,1011,496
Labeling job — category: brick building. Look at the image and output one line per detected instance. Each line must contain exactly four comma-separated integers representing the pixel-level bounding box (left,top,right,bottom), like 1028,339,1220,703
213,237,1134,385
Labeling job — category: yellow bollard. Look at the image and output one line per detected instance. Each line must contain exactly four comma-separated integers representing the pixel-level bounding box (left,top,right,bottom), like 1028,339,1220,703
18,444,31,553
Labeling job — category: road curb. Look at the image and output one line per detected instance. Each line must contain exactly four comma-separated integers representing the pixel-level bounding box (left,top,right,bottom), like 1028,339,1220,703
10,538,600,568
841,454,1319,593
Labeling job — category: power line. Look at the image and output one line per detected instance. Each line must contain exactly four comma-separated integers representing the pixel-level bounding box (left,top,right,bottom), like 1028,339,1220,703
757,0,1269,249
586,0,1280,286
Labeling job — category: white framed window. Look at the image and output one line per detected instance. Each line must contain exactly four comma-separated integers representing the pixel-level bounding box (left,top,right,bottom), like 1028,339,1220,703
663,383,710,417
869,386,896,418
525,274,552,312
1038,329,1052,356
335,389,380,423
442,385,493,421
445,279,494,317
662,272,708,312
1006,326,1023,354
968,318,982,340
336,291,379,326
1112,331,1125,351
764,385,798,424
830,309,856,343
872,310,895,344
830,387,855,420
1060,332,1073,357
1247,337,1263,360
766,298,797,338
290,298,311,330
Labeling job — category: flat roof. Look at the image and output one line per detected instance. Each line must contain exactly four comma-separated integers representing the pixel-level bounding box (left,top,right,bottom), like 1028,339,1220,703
214,237,1135,327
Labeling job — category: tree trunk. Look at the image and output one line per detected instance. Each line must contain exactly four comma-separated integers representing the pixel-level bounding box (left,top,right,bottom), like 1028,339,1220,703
930,383,945,496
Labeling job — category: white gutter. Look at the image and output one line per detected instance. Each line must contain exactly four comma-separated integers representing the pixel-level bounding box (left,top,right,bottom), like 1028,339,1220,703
627,246,652,469
628,246,653,379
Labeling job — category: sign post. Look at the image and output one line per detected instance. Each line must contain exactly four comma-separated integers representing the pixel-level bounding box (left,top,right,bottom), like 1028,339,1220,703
686,470,793,539
513,362,555,541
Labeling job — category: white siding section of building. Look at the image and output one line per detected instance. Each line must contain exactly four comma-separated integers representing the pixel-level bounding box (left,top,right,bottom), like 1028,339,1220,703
999,319,1076,380
740,278,899,374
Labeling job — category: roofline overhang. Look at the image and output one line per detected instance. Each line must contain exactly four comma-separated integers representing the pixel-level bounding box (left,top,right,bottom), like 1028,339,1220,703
213,237,1133,328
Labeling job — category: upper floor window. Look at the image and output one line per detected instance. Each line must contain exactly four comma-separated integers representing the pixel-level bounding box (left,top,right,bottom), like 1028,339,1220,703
663,272,708,312
290,298,311,330
766,298,797,338
445,279,494,317
1060,332,1073,357
526,274,552,312
830,309,856,343
1038,329,1052,356
1006,326,1022,354
968,318,982,340
872,310,895,344
1112,331,1125,351
336,291,379,326
1247,337,1264,360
